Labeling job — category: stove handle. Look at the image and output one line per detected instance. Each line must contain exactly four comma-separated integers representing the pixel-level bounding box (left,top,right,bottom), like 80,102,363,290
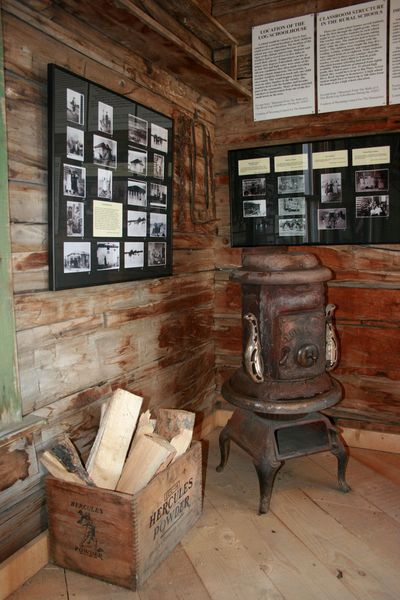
296,344,319,367
325,304,339,371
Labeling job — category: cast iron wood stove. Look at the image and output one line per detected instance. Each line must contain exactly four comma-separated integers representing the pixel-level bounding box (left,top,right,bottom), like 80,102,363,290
217,250,350,514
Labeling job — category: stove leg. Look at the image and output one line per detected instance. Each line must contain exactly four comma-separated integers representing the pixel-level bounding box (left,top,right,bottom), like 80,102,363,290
216,427,231,473
254,460,282,515
330,430,351,493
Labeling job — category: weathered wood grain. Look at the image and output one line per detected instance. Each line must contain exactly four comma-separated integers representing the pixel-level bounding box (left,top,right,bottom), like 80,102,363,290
10,224,47,253
215,0,370,44
2,4,217,121
8,182,47,225
15,271,214,329
0,485,46,563
136,0,212,59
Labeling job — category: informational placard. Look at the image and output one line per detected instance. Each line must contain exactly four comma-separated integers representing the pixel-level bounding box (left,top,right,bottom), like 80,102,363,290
228,132,400,248
48,65,173,290
317,0,387,113
252,14,315,121
390,0,400,103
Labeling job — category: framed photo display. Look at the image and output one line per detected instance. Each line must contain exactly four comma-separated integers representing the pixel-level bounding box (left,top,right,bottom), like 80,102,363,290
48,64,173,290
228,132,400,247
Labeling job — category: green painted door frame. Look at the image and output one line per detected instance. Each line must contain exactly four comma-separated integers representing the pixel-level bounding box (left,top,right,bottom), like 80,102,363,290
0,11,22,427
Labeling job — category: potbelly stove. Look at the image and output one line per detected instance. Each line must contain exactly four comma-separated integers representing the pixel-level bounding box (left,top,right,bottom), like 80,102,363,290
217,250,350,514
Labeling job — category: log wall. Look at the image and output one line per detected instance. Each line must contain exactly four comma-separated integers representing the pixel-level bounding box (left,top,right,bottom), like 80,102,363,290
213,0,400,429
0,0,218,561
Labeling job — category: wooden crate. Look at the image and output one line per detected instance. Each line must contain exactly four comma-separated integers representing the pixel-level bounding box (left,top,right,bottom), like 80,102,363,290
46,441,202,589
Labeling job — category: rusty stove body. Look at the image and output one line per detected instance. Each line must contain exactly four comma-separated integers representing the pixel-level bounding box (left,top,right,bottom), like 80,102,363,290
217,251,350,513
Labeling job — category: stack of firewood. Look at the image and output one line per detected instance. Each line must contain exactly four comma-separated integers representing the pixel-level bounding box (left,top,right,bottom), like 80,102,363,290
40,389,195,495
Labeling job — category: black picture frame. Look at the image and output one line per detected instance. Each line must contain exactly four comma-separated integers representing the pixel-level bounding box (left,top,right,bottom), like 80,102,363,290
228,132,400,248
48,64,173,290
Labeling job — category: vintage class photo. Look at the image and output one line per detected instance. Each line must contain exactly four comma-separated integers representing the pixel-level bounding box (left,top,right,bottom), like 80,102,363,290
98,101,113,135
124,242,144,268
149,212,167,237
66,201,84,237
243,199,266,217
63,241,90,273
128,149,147,176
318,208,347,230
149,182,167,208
66,127,84,161
127,210,147,237
356,195,389,217
355,169,389,192
153,153,165,179
66,88,84,125
93,134,117,169
151,123,168,153
128,114,148,147
278,196,305,215
241,177,266,197
127,180,147,206
63,164,86,198
277,174,305,194
320,173,342,203
148,241,166,266
278,217,306,236
97,168,113,200
96,241,120,271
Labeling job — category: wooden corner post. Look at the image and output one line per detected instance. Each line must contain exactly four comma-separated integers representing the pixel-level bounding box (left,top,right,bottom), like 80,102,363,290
0,11,22,427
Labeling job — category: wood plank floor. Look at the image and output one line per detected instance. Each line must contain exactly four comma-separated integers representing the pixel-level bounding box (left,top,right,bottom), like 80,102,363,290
8,430,400,600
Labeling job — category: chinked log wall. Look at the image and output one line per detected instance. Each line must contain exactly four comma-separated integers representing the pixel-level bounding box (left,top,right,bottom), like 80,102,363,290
213,0,400,432
0,0,217,561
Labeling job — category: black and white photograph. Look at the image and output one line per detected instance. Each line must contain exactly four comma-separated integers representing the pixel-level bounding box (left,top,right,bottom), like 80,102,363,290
124,242,144,268
98,101,113,135
66,201,84,237
279,217,306,237
355,169,389,192
321,173,342,203
93,134,117,169
356,195,389,218
96,242,120,271
318,208,347,230
97,168,113,200
128,149,147,176
63,241,90,273
66,127,84,161
127,180,147,206
277,174,305,194
153,153,165,179
63,164,86,198
278,196,306,215
127,210,147,237
149,182,167,208
243,199,266,217
151,123,168,153
66,88,84,125
148,241,166,266
242,177,266,197
128,114,148,147
149,212,167,237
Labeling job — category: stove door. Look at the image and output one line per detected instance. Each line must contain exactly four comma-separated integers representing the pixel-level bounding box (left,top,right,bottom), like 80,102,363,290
274,310,326,380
